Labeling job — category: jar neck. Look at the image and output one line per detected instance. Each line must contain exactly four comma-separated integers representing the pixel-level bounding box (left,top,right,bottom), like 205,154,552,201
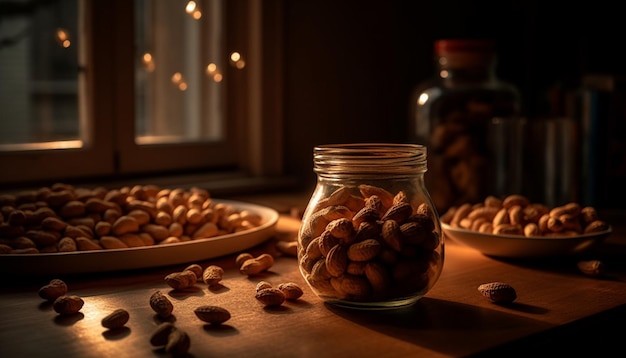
437,52,496,83
434,39,497,84
313,143,427,181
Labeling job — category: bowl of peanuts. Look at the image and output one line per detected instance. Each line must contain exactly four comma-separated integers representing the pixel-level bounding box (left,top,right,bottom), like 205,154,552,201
0,183,280,275
440,194,612,259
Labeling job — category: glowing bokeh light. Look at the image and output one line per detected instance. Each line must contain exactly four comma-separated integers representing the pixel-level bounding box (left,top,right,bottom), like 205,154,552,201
171,72,183,83
418,93,429,106
142,52,155,72
229,52,246,69
55,28,71,48
206,63,217,75
56,28,69,41
185,1,197,13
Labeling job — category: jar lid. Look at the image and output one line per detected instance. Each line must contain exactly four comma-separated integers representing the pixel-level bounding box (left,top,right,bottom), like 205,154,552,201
435,39,495,55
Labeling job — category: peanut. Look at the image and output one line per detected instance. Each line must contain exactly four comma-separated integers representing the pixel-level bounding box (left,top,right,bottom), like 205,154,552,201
150,322,177,346
275,240,298,257
164,270,197,290
256,281,273,291
194,305,231,325
165,329,191,356
477,282,517,303
235,252,254,267
347,239,382,262
202,265,224,286
184,263,203,278
53,295,84,315
277,282,304,300
111,216,140,236
99,235,129,249
240,253,274,276
38,279,68,301
255,287,286,307
381,202,412,223
149,290,174,318
358,185,394,212
577,260,606,277
101,308,130,329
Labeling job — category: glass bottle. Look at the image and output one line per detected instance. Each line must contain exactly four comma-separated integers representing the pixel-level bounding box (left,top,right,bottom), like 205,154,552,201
410,39,522,214
297,143,444,309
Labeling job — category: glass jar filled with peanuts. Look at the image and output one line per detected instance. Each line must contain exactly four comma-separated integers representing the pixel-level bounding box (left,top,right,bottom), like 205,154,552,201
409,39,522,214
297,144,444,309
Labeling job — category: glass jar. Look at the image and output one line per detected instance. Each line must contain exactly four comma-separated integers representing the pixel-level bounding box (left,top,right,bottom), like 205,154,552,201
297,143,444,309
409,39,522,214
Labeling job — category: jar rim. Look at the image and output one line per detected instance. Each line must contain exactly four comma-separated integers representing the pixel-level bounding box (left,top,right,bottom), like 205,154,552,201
314,143,426,152
313,143,427,179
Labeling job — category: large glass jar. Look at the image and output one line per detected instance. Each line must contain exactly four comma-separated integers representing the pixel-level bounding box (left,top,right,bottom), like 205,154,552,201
409,39,522,214
297,144,444,309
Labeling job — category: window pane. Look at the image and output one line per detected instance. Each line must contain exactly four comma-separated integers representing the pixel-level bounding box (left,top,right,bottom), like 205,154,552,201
134,0,226,145
0,0,80,147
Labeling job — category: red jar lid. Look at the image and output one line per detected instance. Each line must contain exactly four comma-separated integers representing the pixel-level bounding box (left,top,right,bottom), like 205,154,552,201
435,39,495,55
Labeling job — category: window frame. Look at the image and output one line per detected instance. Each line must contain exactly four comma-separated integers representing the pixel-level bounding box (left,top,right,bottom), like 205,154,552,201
0,0,284,189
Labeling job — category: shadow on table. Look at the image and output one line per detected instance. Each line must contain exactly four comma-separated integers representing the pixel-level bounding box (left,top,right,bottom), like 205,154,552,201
325,296,624,357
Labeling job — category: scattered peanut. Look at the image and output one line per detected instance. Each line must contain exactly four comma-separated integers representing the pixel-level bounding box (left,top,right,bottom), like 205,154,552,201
239,253,275,276
165,329,191,356
477,282,517,303
276,240,298,257
38,279,68,301
53,295,84,315
202,265,224,286
101,308,130,329
184,263,203,279
577,260,606,277
150,290,174,318
235,252,254,267
193,305,231,325
256,281,273,291
164,270,197,290
150,322,177,347
255,287,286,307
277,282,304,300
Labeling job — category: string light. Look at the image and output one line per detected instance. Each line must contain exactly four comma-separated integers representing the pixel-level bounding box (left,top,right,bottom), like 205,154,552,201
205,63,223,82
142,52,155,72
55,28,71,48
171,72,188,91
185,1,202,20
229,52,246,69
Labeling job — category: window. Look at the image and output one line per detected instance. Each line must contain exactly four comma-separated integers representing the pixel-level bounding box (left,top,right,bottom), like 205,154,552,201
0,0,284,189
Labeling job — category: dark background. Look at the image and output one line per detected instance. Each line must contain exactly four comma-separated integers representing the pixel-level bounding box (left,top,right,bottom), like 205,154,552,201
280,0,625,208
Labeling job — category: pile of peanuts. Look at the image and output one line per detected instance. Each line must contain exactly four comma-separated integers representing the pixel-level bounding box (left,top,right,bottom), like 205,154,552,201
441,194,610,237
0,183,264,254
299,184,442,303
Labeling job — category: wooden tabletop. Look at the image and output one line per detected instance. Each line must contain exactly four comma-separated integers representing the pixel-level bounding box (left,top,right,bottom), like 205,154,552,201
2,209,626,357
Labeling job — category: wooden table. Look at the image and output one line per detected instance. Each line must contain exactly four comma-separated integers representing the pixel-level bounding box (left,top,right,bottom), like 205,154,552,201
2,204,626,357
